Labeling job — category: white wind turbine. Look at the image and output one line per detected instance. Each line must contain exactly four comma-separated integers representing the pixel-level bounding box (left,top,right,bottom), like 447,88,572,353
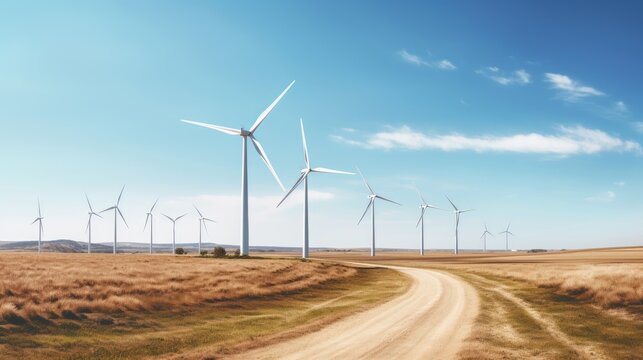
181,80,294,256
415,188,441,256
100,185,128,254
357,168,401,257
194,205,215,254
277,119,354,259
84,193,102,254
162,213,187,254
480,223,493,253
31,199,44,253
499,223,515,251
143,199,158,254
445,195,474,255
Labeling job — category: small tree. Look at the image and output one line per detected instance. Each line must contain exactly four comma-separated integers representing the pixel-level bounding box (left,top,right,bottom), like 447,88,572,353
213,246,226,258
175,247,186,255
233,248,241,257
200,250,208,256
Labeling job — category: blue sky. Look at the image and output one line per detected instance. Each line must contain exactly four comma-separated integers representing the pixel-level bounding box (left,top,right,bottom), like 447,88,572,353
1,1,643,250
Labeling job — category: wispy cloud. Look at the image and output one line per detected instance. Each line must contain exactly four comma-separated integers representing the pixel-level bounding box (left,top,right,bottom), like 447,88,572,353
398,50,456,71
632,122,643,134
545,73,604,101
331,125,641,155
615,101,628,113
614,181,625,187
585,191,615,203
476,67,531,85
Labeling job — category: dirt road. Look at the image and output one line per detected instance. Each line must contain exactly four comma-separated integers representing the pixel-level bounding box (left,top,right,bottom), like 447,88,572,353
231,265,479,360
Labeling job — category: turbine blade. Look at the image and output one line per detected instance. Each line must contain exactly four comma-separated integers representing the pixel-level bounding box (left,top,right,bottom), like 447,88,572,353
150,199,159,212
444,195,458,211
375,195,402,206
311,167,354,175
162,214,173,222
117,185,125,206
94,212,103,219
100,206,116,213
277,172,307,208
176,214,188,221
508,231,515,236
203,221,210,235
249,80,295,133
357,199,374,225
460,209,475,213
300,118,310,168
38,198,42,218
204,218,216,223
143,213,150,231
193,205,204,218
181,120,241,135
117,208,128,228
85,192,93,212
356,167,374,195
250,136,285,191
426,204,444,211
416,208,425,228
86,218,91,233
31,218,39,225
414,186,427,205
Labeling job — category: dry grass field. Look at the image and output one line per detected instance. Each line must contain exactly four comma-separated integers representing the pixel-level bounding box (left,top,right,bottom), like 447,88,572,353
315,247,643,359
0,253,409,359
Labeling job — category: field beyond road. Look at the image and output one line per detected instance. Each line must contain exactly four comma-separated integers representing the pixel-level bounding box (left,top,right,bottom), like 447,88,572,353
0,253,409,359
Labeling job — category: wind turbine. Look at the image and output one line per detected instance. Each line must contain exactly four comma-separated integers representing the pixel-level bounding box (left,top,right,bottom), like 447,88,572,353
181,80,294,256
415,188,441,256
480,223,493,253
162,213,187,254
499,223,515,251
357,168,401,257
445,195,474,255
84,193,102,254
143,199,158,254
277,119,354,259
31,199,44,253
100,185,128,254
194,205,215,254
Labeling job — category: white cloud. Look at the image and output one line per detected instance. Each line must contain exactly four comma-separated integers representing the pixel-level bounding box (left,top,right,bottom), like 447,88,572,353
585,191,615,203
476,67,530,85
614,181,626,187
397,50,456,71
544,73,604,100
615,101,628,113
332,125,641,155
341,127,356,133
632,122,643,134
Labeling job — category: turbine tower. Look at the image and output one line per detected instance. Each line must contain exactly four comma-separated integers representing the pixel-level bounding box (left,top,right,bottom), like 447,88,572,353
445,195,474,255
84,193,102,254
194,205,215,254
100,185,128,254
181,80,294,256
357,168,401,257
499,223,515,251
31,199,44,253
162,213,187,254
277,119,354,259
415,188,441,256
480,223,493,253
143,199,158,254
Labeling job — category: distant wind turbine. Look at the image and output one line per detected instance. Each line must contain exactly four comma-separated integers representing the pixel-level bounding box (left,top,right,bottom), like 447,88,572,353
181,80,294,256
480,223,493,253
445,195,474,255
277,119,354,259
143,199,158,254
415,188,441,256
31,199,44,253
162,213,187,254
100,186,128,254
84,193,102,254
357,168,401,257
194,205,215,254
499,223,515,251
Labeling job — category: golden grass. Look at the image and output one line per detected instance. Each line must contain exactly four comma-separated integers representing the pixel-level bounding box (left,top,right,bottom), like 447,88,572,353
0,253,356,324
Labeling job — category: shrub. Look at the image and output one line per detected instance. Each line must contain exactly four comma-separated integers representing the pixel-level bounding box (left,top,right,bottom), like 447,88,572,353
233,249,241,257
175,248,186,255
212,246,226,258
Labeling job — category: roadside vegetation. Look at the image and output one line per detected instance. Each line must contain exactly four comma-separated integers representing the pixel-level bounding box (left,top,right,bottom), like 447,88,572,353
0,253,410,359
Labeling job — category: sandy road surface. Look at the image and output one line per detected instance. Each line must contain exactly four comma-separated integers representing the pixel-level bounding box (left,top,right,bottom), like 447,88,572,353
230,264,479,360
